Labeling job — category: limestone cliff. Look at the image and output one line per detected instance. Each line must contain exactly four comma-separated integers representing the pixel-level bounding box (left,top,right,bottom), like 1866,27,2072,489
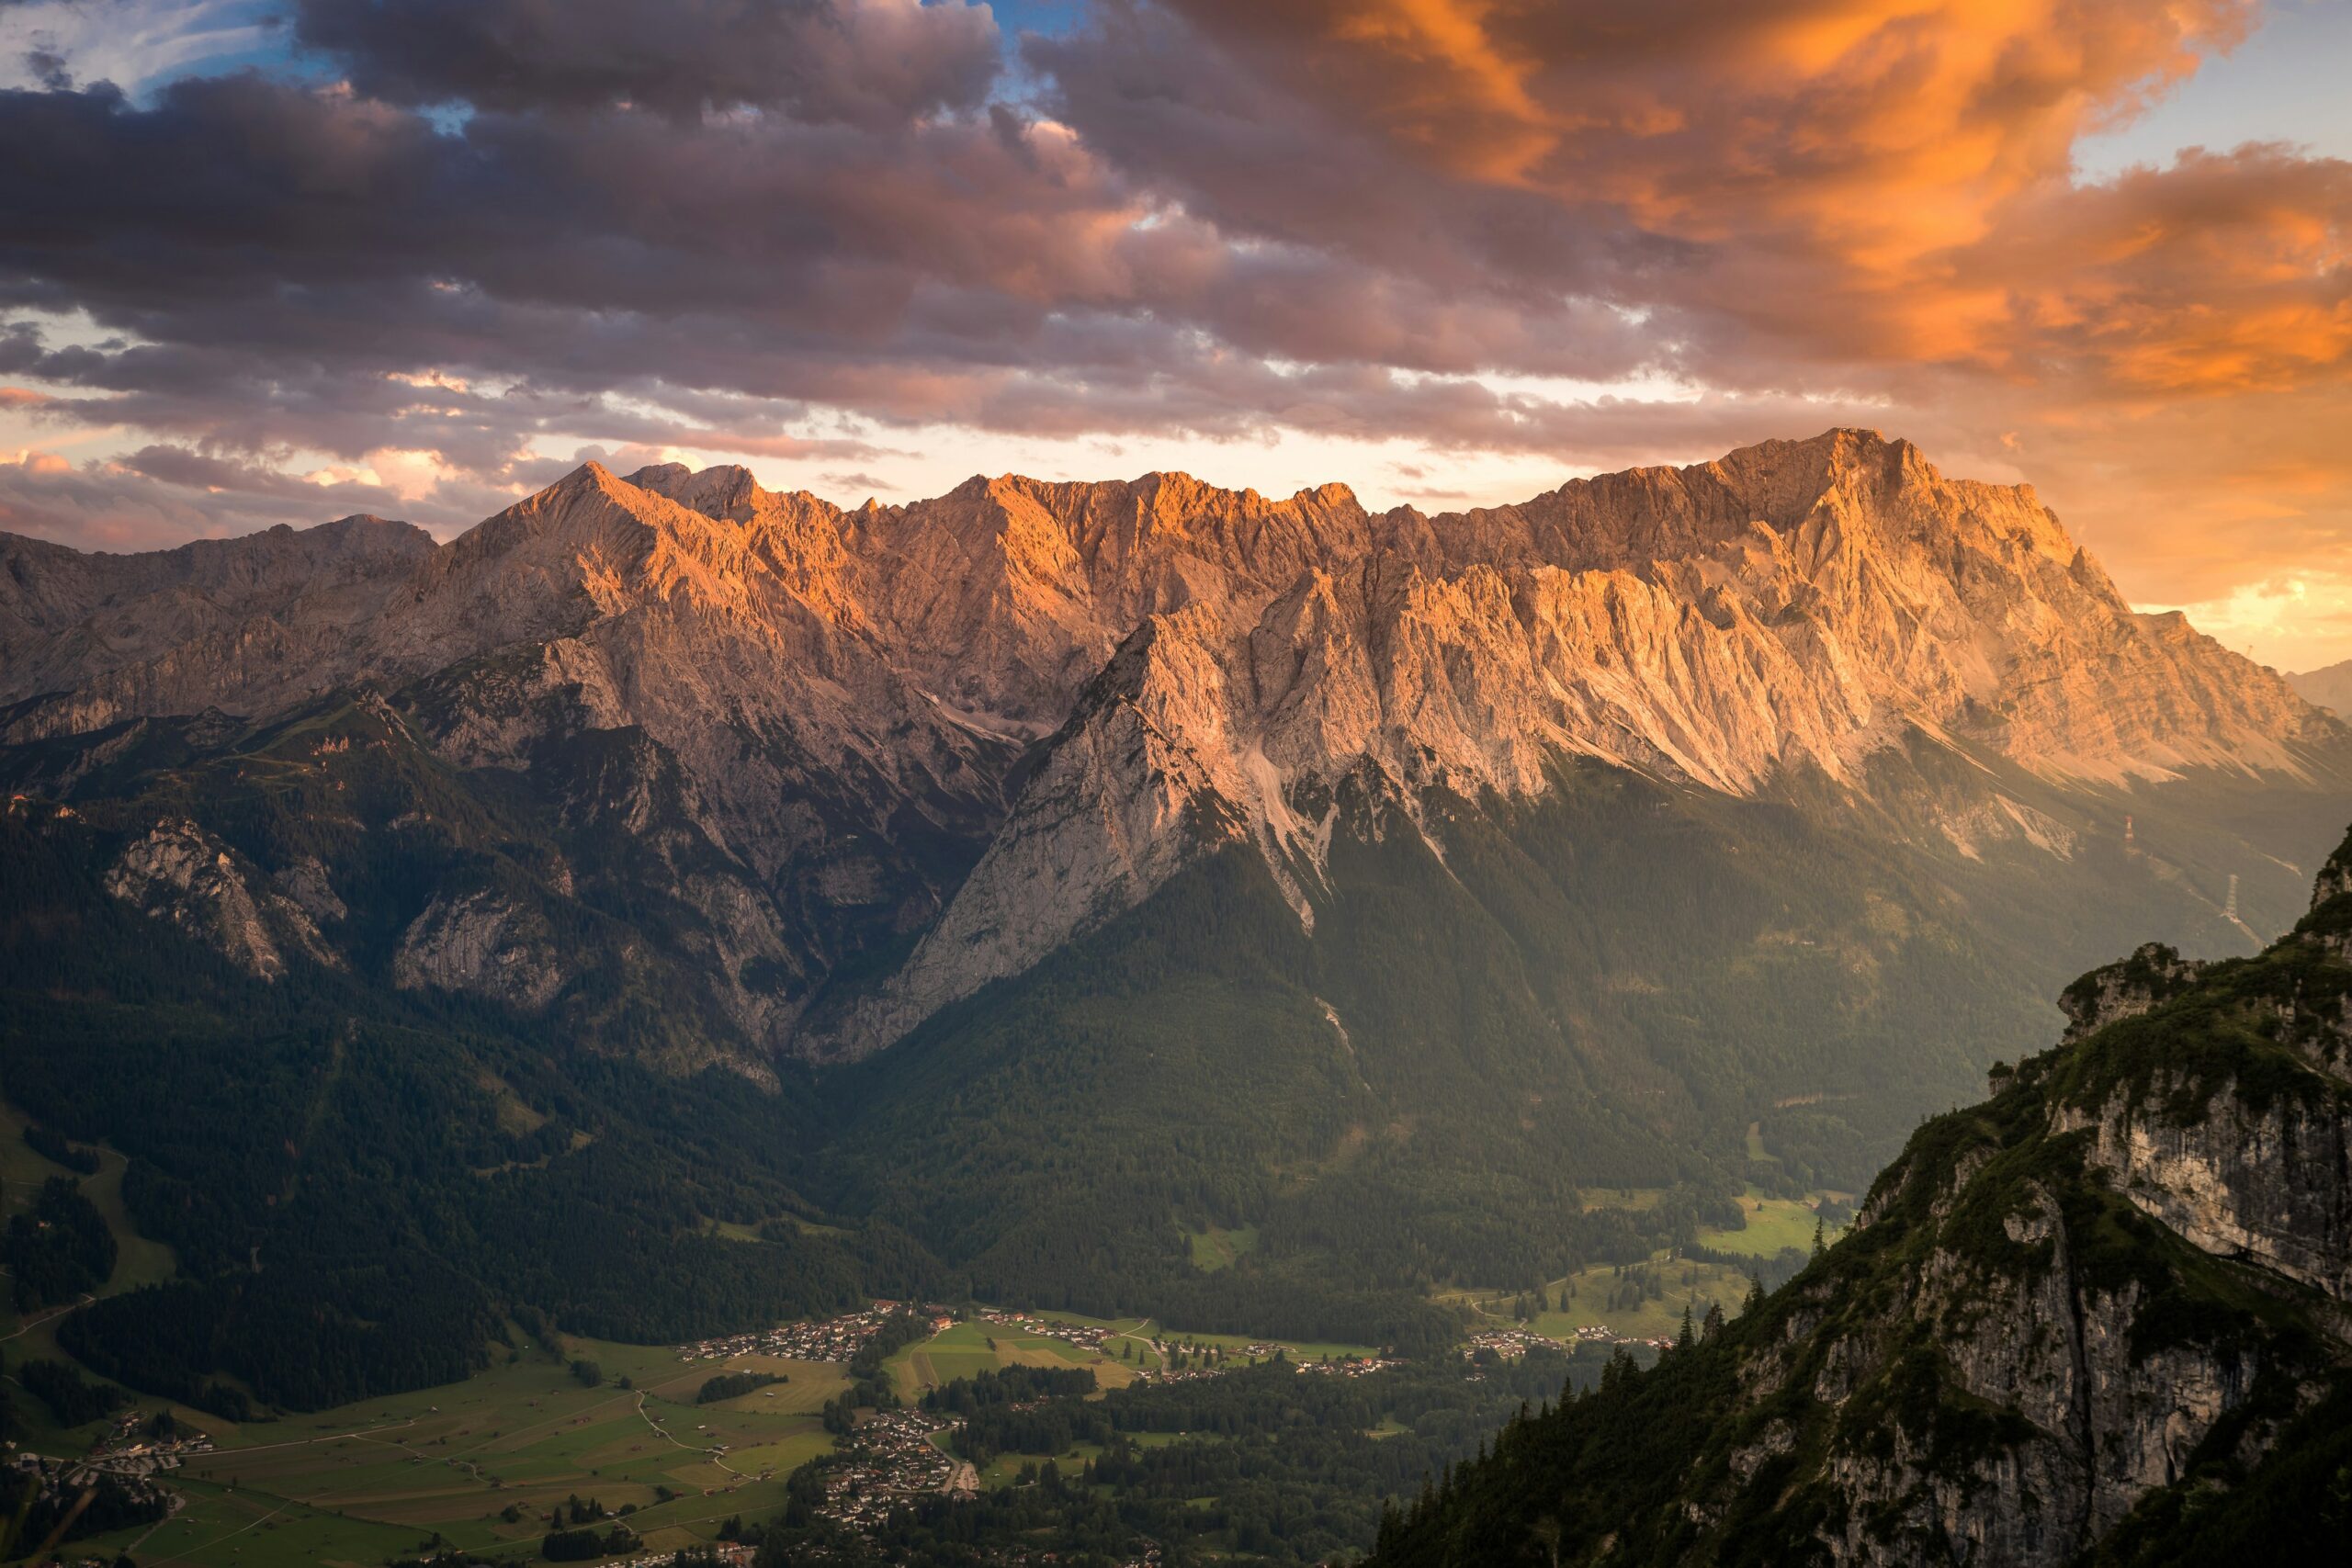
101,817,336,982
820,432,2338,1053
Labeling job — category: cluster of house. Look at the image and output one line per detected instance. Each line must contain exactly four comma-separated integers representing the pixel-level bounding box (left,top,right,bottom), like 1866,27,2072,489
1566,1324,1679,1352
4,1446,183,1523
80,1414,216,1477
675,1302,920,1364
1464,1325,1674,1359
967,1545,1165,1567
975,1308,1114,1353
1296,1356,1404,1377
815,1407,977,1531
597,1544,755,1568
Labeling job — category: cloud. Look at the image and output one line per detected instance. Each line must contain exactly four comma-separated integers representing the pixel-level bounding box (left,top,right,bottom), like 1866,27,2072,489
0,0,2346,665
1015,1,2352,623
291,0,1002,127
1,2,284,96
0,443,417,549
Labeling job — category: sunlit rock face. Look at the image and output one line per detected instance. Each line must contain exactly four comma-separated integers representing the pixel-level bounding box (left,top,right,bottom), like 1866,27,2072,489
4,430,2337,1057
796,430,2336,1054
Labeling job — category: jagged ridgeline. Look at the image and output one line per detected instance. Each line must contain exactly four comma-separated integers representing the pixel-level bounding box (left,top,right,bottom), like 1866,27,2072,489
4,430,2351,1405
1368,832,2352,1567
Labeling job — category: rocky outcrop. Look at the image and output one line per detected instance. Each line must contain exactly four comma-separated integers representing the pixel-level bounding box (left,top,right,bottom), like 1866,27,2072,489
392,889,568,1012
822,611,1265,1055
2063,1085,2352,1303
102,818,333,981
272,856,347,925
2056,942,2210,1041
2313,835,2352,912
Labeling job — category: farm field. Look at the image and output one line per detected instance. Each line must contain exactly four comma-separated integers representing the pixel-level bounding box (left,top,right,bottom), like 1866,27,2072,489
1439,1190,1849,1344
975,1425,1208,1488
881,1311,1377,1404
1438,1261,1755,1345
41,1334,845,1567
14,1298,1392,1563
1182,1224,1260,1271
1698,1190,1844,1258
1531,1258,1756,1343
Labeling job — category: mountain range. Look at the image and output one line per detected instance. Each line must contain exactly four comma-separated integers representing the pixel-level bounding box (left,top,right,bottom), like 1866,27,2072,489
4,427,2349,1403
2290,658,2352,716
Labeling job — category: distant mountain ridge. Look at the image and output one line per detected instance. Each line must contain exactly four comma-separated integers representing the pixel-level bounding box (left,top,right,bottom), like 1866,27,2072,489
3,430,2335,1062
2291,657,2352,716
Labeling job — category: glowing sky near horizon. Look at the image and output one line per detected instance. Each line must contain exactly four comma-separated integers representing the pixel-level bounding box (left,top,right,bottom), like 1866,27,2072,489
2,1,2349,669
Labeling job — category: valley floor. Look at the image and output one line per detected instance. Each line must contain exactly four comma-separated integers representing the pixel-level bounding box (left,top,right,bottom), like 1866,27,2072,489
1,1088,1848,1567
15,1304,1393,1566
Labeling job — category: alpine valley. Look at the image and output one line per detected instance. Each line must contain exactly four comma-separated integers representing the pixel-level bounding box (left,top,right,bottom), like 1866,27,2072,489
2,430,2349,1559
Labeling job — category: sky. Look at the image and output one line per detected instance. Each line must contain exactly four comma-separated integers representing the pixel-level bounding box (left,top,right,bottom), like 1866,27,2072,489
2,1,2348,669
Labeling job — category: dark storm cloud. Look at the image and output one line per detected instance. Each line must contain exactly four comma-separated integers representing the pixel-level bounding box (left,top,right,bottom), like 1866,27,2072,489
0,56,1668,486
290,0,1002,126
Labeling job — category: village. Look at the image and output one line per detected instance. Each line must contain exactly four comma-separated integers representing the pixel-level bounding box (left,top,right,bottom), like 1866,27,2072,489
72,1408,219,1480
3,1445,184,1545
661,1300,1665,1546
973,1308,1408,1383
1298,1354,1406,1377
676,1301,945,1364
1464,1325,1675,1359
587,1544,756,1568
975,1307,1116,1353
814,1406,976,1531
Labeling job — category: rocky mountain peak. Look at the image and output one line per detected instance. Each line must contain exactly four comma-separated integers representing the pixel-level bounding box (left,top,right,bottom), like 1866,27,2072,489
803,433,2335,1055
3,432,2338,1063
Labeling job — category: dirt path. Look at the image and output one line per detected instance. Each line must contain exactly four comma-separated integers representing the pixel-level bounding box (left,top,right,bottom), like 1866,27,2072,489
0,1292,95,1342
632,1391,752,1483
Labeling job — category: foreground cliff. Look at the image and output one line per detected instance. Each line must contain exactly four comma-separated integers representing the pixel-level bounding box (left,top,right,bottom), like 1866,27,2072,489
1370,835,2352,1567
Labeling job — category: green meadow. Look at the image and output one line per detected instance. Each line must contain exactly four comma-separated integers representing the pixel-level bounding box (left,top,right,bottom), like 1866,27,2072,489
882,1311,1376,1404
17,1332,842,1567
1437,1190,1848,1344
